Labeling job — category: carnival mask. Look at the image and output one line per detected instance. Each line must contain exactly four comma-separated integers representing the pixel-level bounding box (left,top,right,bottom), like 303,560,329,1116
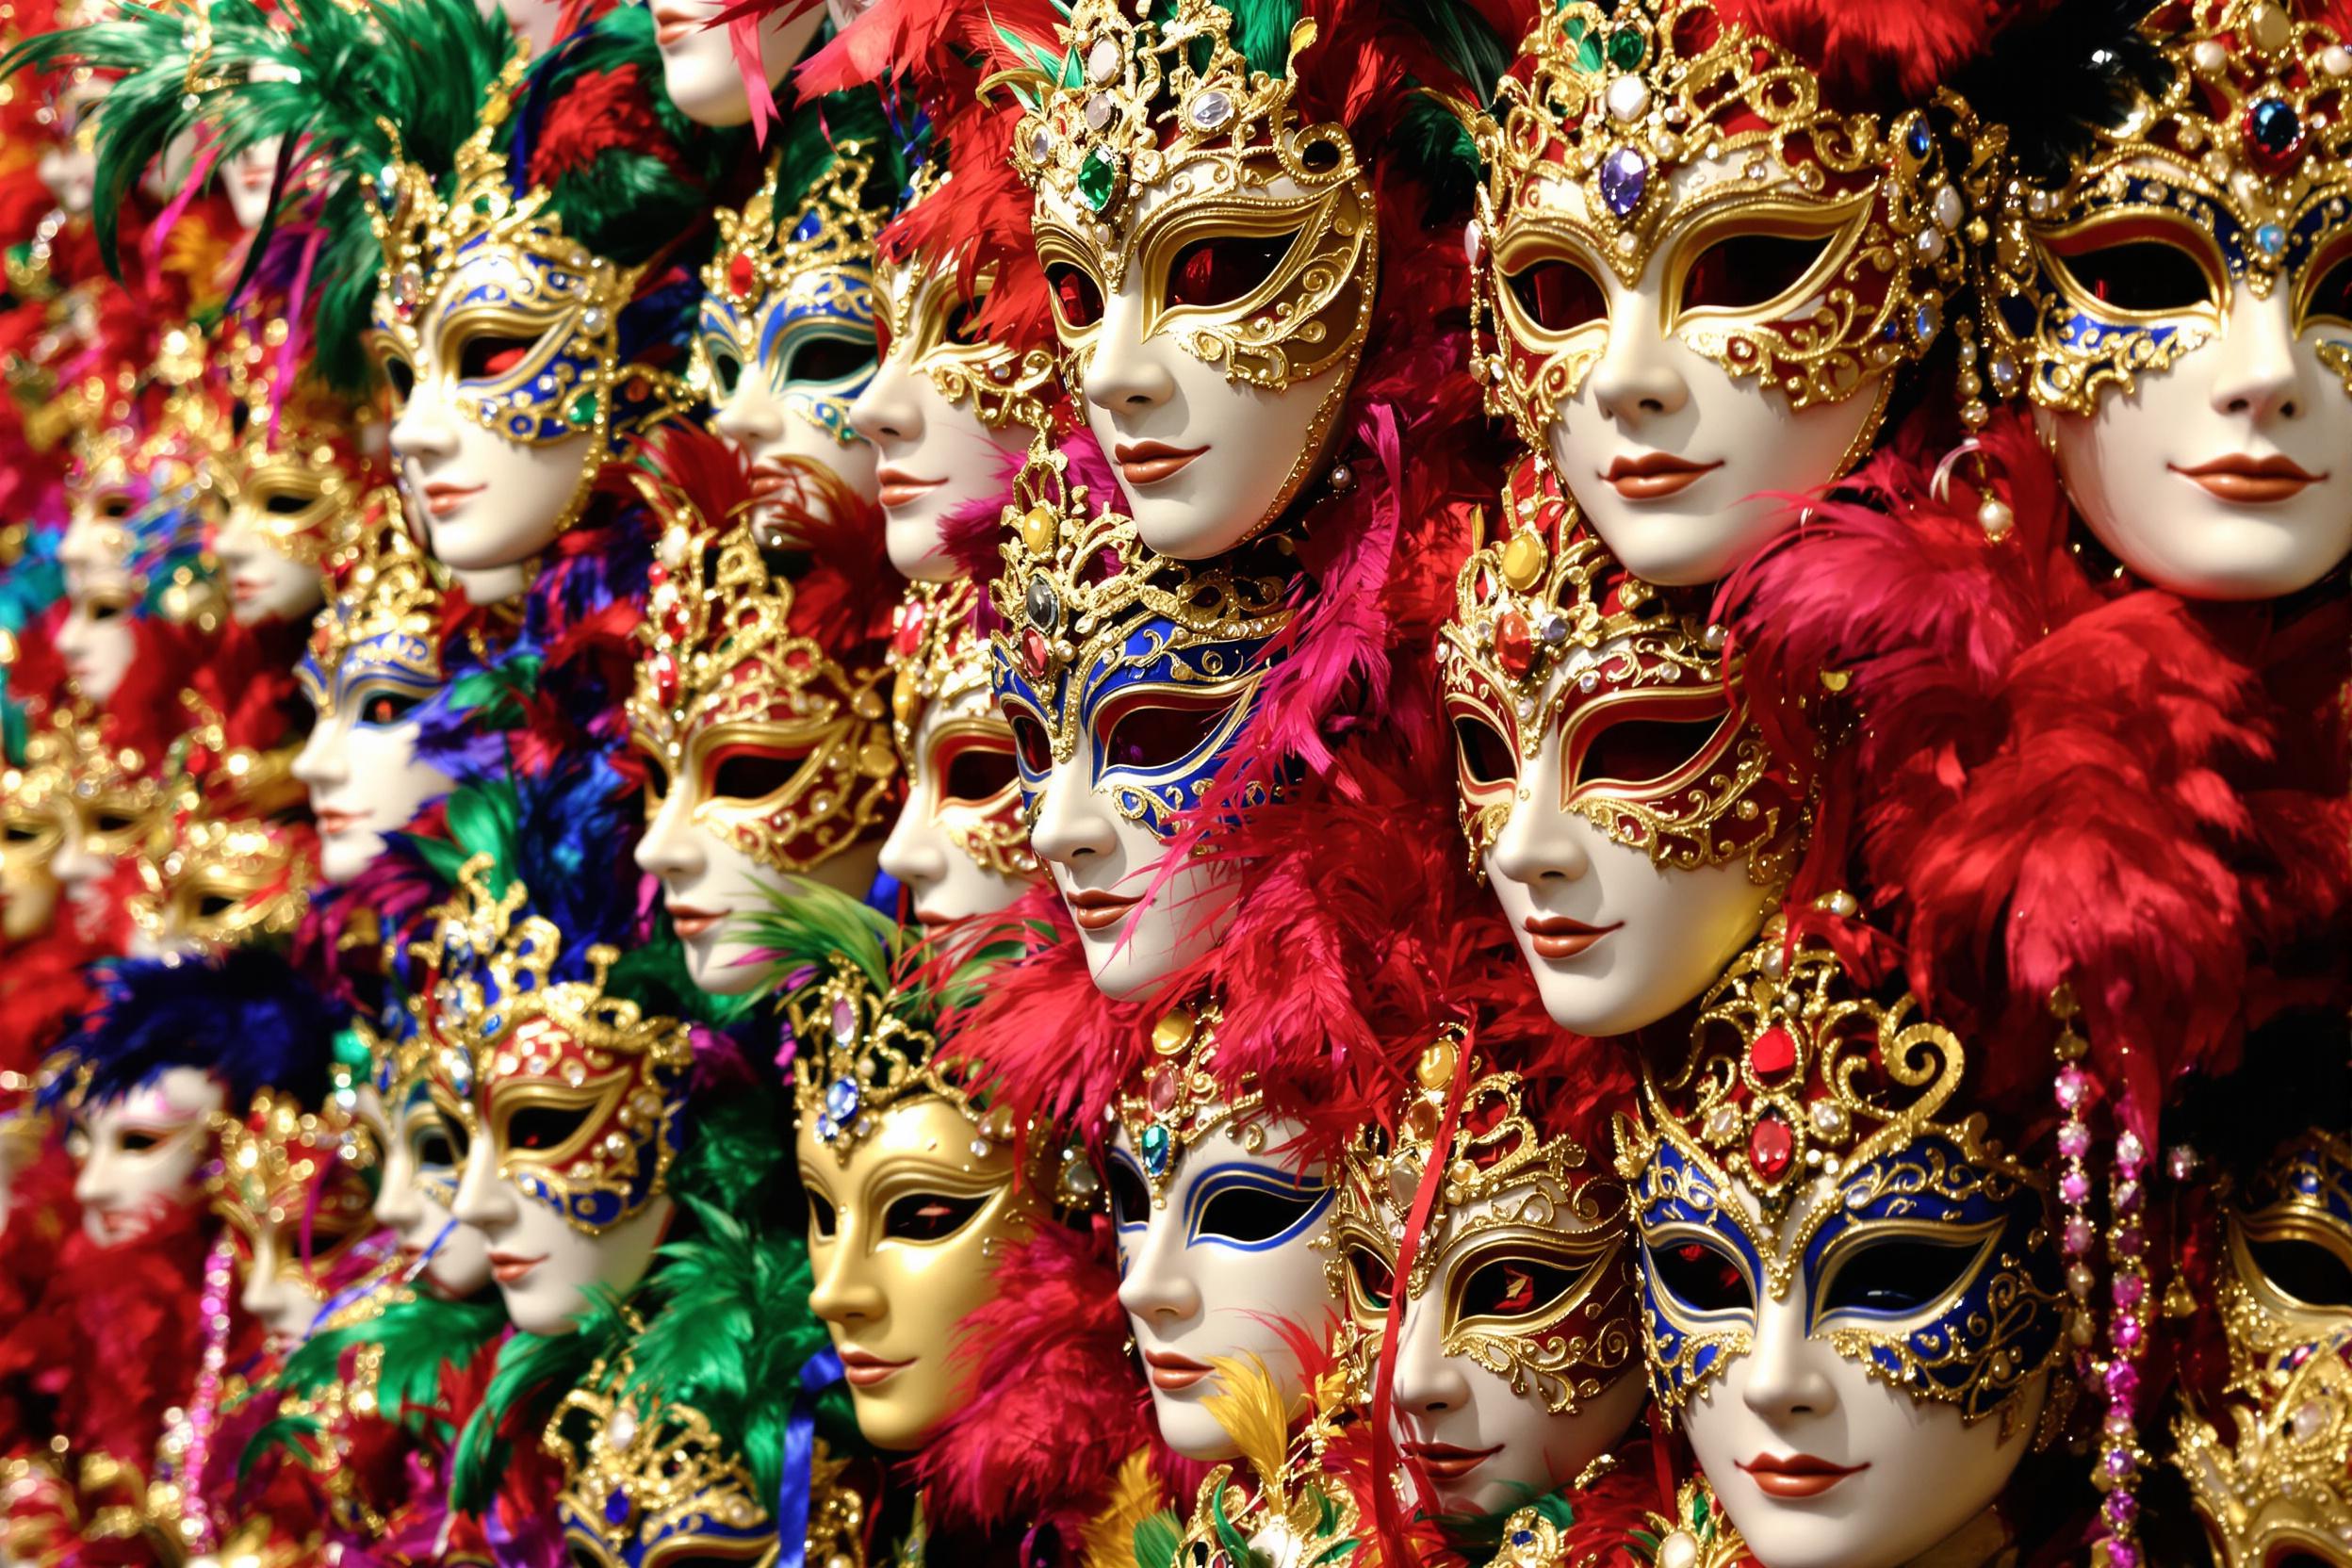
130,726,316,957
2173,1127,2352,1567
293,516,454,883
1108,1003,1338,1462
369,69,689,580
1470,0,1970,587
22,713,165,924
1980,0,2352,599
222,132,286,234
56,492,140,701
37,74,103,215
989,448,1293,998
645,0,824,128
878,580,1037,932
1330,1040,1644,1518
1440,506,1792,1036
699,143,885,528
211,1090,378,1348
2,760,64,941
370,1025,493,1299
211,321,358,627
849,248,1054,580
1617,925,2066,1568
629,514,898,995
67,1066,226,1247
421,857,694,1336
1013,0,1375,562
551,1365,776,1565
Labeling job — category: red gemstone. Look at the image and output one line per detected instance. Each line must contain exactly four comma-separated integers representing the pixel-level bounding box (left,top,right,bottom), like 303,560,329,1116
891,603,925,659
647,562,669,589
1750,1024,1796,1082
650,650,680,707
727,253,757,298
1494,608,1536,678
661,601,689,643
1148,1070,1179,1115
1021,628,1051,678
1748,1111,1794,1180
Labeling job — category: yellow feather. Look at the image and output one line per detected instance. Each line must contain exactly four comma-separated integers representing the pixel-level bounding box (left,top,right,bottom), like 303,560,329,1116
1078,1449,1168,1568
1200,1354,1297,1503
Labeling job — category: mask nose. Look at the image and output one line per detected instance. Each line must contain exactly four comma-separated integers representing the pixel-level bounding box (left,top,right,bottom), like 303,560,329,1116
1587,288,1691,427
1082,289,1178,420
2207,289,2308,427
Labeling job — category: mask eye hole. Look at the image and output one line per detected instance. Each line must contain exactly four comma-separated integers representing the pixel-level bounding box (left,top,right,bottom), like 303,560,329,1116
2245,1233,2352,1311
457,332,535,382
1459,1255,1583,1322
1678,231,1837,315
436,1108,471,1165
2304,253,2352,328
706,347,743,398
504,1102,592,1157
638,752,672,808
85,593,130,624
1504,256,1608,334
381,356,416,402
97,490,134,521
882,1191,990,1244
360,691,424,727
1098,693,1240,773
2046,230,2217,315
807,1187,838,1240
1649,1237,1752,1318
1452,714,1515,791
942,294,990,348
4,820,42,844
1346,1245,1395,1315
1107,1159,1150,1229
1817,1233,1988,1318
92,808,139,834
1004,710,1053,776
707,746,806,806
413,1127,455,1169
1577,711,1726,791
260,486,316,516
1194,1179,1326,1247
1166,233,1295,311
1046,261,1104,330
116,1129,165,1153
195,892,241,921
785,335,875,385
940,742,1018,807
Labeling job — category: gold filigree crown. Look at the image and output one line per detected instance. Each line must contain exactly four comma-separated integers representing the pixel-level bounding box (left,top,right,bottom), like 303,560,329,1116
548,1350,772,1560
2174,1326,2352,1568
310,495,444,676
214,315,367,568
207,1089,377,1233
702,139,881,314
9,702,162,822
887,578,989,763
788,956,1011,1159
1116,1000,1266,1201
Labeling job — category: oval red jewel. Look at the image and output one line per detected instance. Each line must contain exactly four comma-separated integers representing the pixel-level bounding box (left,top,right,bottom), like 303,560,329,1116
1750,1024,1796,1082
1021,627,1051,678
891,604,925,659
727,253,757,298
1494,608,1536,678
1748,1110,1794,1180
650,650,680,707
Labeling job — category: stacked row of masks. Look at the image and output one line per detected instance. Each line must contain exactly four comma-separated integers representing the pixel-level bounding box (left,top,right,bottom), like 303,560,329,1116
0,0,2344,1565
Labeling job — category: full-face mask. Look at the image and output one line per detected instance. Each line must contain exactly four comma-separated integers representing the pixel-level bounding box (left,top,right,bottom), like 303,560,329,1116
1975,0,2352,599
645,0,823,129
1467,0,1976,587
1617,923,2068,1568
1011,0,1377,562
367,1015,492,1299
211,318,369,628
699,140,887,529
208,1088,379,1351
67,1064,227,1247
1330,1034,1644,1521
129,708,316,956
292,506,454,884
988,445,1295,999
1439,498,1798,1037
879,579,1037,933
11,706,167,939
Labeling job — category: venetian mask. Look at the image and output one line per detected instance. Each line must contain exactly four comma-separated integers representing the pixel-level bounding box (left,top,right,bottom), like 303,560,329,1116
368,65,692,581
67,1065,227,1247
549,1348,777,1566
1329,1037,1645,1519
2,755,65,941
369,1019,493,1299
1439,501,1795,1037
1616,922,2066,1568
2172,1127,2352,1567
221,132,285,234
419,855,695,1336
628,501,898,995
848,228,1057,580
878,578,1037,933
210,1089,379,1350
19,709,166,928
645,0,823,128
793,956,1039,1451
699,142,886,529
1108,1002,1338,1462
1468,0,1972,587
1012,0,1375,562
1977,0,2352,599
292,510,454,884
211,318,362,628
988,446,1293,999
130,715,316,956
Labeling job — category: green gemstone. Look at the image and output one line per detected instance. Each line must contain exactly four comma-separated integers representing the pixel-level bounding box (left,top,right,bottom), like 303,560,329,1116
566,391,598,426
1607,25,1645,70
1574,27,1604,72
1077,146,1120,213
1139,1120,1172,1176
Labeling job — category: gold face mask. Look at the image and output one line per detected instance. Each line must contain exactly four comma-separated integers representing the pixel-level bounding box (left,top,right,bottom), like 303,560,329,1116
215,317,366,570
131,718,315,954
889,578,1036,882
2,760,65,940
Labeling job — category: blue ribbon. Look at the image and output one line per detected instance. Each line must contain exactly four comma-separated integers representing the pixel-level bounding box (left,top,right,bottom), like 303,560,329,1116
776,1345,845,1568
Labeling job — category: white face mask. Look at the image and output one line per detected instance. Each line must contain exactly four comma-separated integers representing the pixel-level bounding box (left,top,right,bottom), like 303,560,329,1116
54,583,137,702
1527,159,1889,588
847,268,1036,583
1036,174,1356,563
292,665,454,885
634,786,882,995
214,506,323,627
1107,1119,1336,1462
221,132,284,234
1387,1187,1650,1518
2042,281,2352,599
1023,719,1238,1001
237,1226,334,1349
706,337,882,530
1674,1174,2048,1568
448,1142,672,1338
645,0,822,129
372,1078,493,1299
876,682,1033,934
68,1068,225,1246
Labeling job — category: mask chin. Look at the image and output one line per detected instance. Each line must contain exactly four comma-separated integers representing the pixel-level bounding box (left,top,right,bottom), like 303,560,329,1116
654,4,822,128
492,1188,674,1337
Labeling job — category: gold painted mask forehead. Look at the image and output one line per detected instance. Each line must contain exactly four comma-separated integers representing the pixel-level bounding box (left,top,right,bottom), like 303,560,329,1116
872,248,1058,432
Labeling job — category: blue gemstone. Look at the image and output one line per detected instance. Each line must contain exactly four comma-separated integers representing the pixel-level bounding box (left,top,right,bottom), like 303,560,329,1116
825,1076,861,1123
2255,222,2287,258
445,1050,473,1097
2247,98,2301,168
1915,302,1940,344
1139,1121,1172,1176
792,209,822,242
817,1116,839,1143
1598,147,1648,219
1512,1530,1537,1546
1905,119,1931,159
482,1012,502,1037
604,1487,630,1526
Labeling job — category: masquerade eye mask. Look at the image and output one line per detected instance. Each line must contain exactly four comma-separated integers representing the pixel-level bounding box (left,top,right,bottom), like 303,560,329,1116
215,318,367,569
1980,0,2352,412
890,579,1037,883
551,1364,773,1568
12,708,164,867
987,444,1297,841
874,245,1058,433
1467,0,1975,449
1615,923,2068,1437
414,856,694,1234
1438,494,1796,878
698,141,885,448
299,501,446,723
1330,1033,1640,1415
208,1090,377,1290
628,502,898,876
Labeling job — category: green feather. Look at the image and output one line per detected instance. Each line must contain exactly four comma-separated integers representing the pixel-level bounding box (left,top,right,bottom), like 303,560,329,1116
1133,1510,1184,1568
741,877,1022,1037
664,1074,788,1217
275,1291,507,1444
449,1323,603,1513
237,1413,326,1480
